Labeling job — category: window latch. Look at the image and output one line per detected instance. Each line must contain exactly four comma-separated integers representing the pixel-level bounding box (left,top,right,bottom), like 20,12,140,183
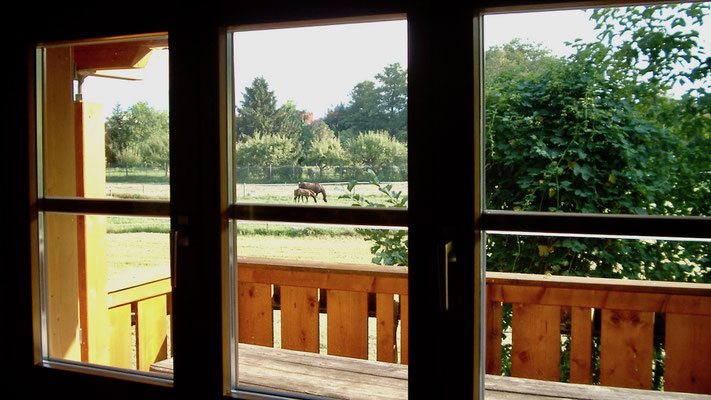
440,241,456,311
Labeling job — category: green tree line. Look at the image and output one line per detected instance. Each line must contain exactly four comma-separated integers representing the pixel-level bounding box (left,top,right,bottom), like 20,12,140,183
105,102,170,175
234,63,408,178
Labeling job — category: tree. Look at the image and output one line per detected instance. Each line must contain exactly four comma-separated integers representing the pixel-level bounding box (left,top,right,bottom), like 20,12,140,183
235,77,307,146
235,132,301,167
376,62,408,140
324,63,408,141
343,80,382,134
485,3,710,282
303,123,347,176
345,130,407,173
105,102,169,172
274,100,307,140
235,77,279,140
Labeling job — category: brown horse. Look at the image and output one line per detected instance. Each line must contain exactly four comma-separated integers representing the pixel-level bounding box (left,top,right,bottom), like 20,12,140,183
294,188,317,203
298,182,327,202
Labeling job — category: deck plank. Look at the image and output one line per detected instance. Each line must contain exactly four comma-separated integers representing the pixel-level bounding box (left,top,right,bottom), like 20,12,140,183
151,344,710,400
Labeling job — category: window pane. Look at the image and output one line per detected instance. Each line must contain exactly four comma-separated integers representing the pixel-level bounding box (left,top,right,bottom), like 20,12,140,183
484,232,710,392
37,35,173,380
230,20,409,399
41,38,170,201
42,213,172,373
483,3,710,217
232,20,408,205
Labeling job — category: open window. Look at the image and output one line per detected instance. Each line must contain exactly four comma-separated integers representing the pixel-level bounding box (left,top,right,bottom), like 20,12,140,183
33,35,173,383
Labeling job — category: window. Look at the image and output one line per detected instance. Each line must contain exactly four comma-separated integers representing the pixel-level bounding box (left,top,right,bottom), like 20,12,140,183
33,35,173,383
18,2,710,400
226,18,410,398
480,2,711,395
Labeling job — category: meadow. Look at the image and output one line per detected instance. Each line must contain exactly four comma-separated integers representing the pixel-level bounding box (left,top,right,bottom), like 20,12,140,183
105,181,408,289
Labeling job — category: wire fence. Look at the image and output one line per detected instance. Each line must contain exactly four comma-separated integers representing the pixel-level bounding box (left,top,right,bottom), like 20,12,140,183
106,163,408,185
234,164,408,184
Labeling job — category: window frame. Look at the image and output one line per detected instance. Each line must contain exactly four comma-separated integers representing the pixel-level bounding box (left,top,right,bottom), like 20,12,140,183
16,2,711,400
476,2,711,239
30,36,175,387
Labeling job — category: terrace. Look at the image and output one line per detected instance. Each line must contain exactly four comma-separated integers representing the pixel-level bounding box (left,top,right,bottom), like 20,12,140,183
103,256,710,399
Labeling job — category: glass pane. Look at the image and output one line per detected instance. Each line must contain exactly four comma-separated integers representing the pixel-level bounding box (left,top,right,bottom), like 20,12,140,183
42,213,172,373
230,20,409,399
37,35,173,379
484,232,710,392
233,221,409,397
233,20,408,206
40,37,170,201
483,3,710,217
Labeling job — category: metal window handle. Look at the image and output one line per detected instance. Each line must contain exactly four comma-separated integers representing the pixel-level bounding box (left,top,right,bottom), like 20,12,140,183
171,228,189,289
441,241,456,311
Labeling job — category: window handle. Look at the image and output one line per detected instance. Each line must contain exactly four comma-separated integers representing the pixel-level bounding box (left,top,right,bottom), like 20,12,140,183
441,241,456,311
171,228,189,289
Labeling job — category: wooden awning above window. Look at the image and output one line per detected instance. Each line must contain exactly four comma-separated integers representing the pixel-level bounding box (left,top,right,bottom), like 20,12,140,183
73,38,168,71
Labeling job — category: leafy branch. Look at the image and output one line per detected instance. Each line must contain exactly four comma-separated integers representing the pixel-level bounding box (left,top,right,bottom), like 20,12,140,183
340,169,408,266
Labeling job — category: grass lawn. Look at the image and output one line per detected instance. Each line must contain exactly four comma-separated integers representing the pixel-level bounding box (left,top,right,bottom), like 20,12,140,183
105,181,407,289
106,181,408,206
106,227,386,290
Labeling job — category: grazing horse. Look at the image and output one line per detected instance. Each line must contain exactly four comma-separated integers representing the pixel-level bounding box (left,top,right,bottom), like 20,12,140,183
294,188,317,203
298,182,327,202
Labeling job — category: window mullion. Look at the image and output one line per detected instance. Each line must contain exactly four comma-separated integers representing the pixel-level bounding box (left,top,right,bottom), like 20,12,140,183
482,210,711,241
230,203,408,227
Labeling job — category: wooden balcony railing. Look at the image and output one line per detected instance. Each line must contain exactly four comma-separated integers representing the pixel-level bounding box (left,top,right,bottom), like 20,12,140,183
105,258,711,396
237,257,409,363
486,272,711,395
107,277,172,371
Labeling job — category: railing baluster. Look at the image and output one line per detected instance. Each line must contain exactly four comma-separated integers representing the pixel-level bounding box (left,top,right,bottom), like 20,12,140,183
136,294,168,371
400,294,408,365
376,293,397,362
238,282,274,347
569,306,592,384
280,286,319,353
108,304,133,369
664,313,711,394
327,289,368,359
600,309,654,390
485,293,503,375
511,303,561,382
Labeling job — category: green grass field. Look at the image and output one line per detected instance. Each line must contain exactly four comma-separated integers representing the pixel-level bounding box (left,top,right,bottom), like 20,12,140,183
105,182,408,288
106,180,407,205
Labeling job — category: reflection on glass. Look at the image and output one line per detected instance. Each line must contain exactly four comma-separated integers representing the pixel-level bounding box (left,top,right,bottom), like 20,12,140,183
484,3,710,217
43,214,172,372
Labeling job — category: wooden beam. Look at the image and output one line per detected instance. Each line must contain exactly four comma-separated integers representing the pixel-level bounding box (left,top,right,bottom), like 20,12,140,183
73,39,167,71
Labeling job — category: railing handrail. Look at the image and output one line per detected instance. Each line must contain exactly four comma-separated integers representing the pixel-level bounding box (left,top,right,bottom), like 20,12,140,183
107,277,171,308
487,271,711,296
238,256,408,295
487,272,711,317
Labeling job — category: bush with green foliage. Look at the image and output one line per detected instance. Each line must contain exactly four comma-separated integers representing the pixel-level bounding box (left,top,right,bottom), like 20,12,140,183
340,169,408,266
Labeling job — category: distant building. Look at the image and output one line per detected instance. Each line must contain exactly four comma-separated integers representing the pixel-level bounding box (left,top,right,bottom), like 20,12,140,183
301,112,314,125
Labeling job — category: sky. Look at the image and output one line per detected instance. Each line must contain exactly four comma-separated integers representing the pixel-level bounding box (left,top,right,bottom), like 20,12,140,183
233,20,408,119
80,6,709,121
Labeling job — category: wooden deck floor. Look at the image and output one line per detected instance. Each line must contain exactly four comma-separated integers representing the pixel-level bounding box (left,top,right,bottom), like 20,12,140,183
150,344,709,399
